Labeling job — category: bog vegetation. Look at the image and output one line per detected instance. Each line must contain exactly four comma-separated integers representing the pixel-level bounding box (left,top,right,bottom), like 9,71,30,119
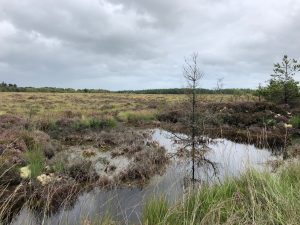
0,55,300,225
257,55,300,105
143,162,300,225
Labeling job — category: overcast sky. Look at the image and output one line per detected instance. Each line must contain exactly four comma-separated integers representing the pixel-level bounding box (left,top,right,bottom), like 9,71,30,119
0,0,300,90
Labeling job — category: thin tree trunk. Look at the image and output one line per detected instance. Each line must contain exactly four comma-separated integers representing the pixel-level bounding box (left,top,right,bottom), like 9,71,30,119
284,62,288,104
192,79,196,181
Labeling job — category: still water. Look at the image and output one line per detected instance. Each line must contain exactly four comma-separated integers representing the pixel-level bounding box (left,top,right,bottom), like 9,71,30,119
11,129,275,225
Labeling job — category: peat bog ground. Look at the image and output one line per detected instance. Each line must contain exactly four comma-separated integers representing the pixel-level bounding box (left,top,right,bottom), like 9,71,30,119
1,92,300,224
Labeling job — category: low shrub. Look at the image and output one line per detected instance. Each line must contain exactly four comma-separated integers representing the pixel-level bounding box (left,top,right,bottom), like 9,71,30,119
27,181,81,214
157,110,182,123
72,118,117,130
0,164,22,185
68,162,98,182
265,118,277,127
51,161,66,173
290,115,300,128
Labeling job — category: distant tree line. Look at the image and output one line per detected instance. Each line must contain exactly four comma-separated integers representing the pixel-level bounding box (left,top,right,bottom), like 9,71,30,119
0,82,110,93
116,88,255,95
0,82,255,94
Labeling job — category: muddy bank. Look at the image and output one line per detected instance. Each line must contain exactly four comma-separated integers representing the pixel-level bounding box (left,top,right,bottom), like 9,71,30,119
50,129,168,185
1,100,300,223
10,129,276,225
0,114,168,223
158,101,300,151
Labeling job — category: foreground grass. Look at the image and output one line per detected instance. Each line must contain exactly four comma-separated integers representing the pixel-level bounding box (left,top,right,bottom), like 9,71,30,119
2,157,300,225
143,162,300,225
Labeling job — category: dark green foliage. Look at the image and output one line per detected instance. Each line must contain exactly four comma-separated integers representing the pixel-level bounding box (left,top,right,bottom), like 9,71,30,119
253,83,263,101
261,55,300,104
0,82,255,94
116,88,255,95
261,80,300,104
290,115,300,129
0,82,109,93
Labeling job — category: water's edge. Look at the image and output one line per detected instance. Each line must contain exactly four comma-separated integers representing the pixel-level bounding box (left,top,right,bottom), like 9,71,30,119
11,129,275,225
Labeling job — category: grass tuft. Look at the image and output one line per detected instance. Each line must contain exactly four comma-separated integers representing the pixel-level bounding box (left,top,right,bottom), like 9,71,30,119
25,145,45,179
118,111,157,123
143,163,300,225
143,196,169,225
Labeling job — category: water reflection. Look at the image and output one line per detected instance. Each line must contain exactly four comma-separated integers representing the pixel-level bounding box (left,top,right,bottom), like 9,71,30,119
11,129,275,225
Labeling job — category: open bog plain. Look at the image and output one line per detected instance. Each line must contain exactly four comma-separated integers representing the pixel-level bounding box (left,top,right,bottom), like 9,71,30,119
1,91,300,225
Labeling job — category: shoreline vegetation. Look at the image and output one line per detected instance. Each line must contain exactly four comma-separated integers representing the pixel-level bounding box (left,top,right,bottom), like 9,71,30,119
0,91,300,224
142,161,300,225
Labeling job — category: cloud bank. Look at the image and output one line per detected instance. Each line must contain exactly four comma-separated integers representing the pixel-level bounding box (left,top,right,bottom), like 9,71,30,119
0,0,300,90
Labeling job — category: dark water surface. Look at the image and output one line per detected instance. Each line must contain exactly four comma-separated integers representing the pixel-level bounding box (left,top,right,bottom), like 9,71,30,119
11,129,275,225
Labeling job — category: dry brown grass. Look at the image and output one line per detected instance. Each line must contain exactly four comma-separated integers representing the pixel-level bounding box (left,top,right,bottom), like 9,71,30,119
0,92,258,121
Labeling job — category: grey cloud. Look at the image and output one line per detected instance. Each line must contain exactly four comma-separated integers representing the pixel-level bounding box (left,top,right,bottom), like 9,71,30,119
109,0,185,29
0,0,300,89
0,0,163,58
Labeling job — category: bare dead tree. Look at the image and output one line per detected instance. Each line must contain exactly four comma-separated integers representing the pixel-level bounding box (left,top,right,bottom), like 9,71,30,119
182,53,204,181
216,77,224,102
164,53,218,185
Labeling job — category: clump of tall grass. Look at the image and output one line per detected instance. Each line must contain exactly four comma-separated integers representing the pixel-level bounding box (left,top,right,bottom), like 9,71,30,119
143,196,169,225
143,163,300,225
25,145,45,178
118,110,156,123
